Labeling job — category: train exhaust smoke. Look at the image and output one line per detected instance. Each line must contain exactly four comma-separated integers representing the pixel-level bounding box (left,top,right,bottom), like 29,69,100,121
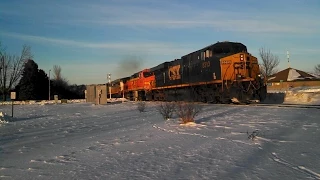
114,55,145,80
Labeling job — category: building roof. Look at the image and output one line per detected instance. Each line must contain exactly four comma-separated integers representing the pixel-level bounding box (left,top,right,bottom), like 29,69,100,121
268,68,319,82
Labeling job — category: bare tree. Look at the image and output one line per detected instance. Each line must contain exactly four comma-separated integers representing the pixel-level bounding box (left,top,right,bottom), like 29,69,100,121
157,102,176,120
259,47,280,80
175,102,202,124
52,64,69,89
0,44,32,100
0,41,5,56
314,64,320,74
53,65,62,81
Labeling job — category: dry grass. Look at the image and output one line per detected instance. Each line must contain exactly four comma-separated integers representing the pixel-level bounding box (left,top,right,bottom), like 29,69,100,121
157,102,176,120
137,101,146,112
175,101,202,124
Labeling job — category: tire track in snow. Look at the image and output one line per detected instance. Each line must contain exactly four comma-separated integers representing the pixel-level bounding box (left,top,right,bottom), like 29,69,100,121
152,125,208,138
271,152,320,179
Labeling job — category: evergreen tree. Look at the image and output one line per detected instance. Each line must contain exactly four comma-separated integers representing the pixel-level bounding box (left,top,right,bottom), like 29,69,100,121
16,59,49,100
17,59,38,100
35,69,49,100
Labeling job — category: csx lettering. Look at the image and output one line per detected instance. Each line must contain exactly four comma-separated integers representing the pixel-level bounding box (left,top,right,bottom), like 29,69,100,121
202,61,210,68
168,65,181,80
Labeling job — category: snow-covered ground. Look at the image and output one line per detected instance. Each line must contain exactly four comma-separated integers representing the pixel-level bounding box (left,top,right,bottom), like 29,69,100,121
0,99,86,105
0,101,320,180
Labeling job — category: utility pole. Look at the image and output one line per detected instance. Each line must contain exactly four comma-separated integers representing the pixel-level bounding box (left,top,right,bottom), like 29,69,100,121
287,50,290,69
49,69,51,100
108,73,111,100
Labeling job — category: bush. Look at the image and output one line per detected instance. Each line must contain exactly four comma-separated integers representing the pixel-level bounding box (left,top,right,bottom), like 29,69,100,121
137,101,146,112
157,102,176,120
61,99,68,104
175,102,202,124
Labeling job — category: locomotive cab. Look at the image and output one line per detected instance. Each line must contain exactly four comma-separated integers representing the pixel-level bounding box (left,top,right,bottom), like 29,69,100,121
125,69,155,101
220,52,266,103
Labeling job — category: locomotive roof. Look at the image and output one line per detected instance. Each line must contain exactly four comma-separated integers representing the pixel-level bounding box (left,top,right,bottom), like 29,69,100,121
181,41,247,58
112,76,130,83
149,61,170,72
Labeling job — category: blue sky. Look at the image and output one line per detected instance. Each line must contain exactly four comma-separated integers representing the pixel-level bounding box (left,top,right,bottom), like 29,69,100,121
1,0,319,85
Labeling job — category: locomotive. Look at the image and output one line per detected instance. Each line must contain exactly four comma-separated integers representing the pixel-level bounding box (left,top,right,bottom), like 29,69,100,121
108,41,267,104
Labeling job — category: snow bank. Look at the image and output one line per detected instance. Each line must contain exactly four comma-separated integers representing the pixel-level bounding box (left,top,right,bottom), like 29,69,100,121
0,99,86,105
284,91,320,105
289,86,320,93
264,86,320,105
106,98,129,103
0,111,12,125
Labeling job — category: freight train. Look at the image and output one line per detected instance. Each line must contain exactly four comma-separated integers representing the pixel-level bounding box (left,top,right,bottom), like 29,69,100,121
107,41,267,104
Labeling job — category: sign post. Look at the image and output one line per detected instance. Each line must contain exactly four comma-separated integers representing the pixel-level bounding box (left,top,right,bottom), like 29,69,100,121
10,92,16,117
107,73,111,100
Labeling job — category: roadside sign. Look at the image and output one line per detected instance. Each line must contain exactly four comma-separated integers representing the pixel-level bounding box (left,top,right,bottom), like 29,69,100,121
10,92,16,100
10,92,16,117
54,95,58,103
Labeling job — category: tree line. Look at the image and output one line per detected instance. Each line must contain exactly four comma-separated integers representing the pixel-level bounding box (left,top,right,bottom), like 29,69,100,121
0,41,85,101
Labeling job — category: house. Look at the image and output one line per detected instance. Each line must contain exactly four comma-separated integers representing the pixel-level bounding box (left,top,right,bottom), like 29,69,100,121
267,68,320,90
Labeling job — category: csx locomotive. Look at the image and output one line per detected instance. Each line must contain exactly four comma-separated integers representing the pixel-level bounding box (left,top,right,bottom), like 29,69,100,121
108,41,267,104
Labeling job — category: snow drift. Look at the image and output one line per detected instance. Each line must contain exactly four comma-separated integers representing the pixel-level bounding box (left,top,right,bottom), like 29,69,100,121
0,111,12,125
263,86,320,105
0,99,86,105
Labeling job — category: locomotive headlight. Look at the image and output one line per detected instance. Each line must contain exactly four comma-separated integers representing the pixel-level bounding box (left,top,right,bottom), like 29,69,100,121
258,74,261,77
240,54,244,61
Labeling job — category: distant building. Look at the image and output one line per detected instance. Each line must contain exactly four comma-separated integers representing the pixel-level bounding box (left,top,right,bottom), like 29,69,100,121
86,84,108,105
267,68,320,90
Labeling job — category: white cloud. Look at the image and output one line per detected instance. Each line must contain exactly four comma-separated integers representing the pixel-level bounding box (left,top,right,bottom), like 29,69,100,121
1,0,319,34
1,31,193,55
62,2,317,34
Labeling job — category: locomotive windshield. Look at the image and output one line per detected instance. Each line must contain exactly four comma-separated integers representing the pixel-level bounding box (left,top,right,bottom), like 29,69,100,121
143,72,153,77
232,43,247,53
211,42,247,54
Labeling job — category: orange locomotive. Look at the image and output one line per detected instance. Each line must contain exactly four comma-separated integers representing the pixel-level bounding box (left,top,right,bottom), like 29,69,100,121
125,69,155,101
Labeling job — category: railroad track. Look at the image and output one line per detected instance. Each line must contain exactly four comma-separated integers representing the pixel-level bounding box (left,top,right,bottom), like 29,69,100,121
219,103,320,109
247,103,320,109
203,102,320,109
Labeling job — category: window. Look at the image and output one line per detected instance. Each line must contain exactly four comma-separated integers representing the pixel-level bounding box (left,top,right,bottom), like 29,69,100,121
143,72,153,77
205,50,212,58
201,52,205,60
